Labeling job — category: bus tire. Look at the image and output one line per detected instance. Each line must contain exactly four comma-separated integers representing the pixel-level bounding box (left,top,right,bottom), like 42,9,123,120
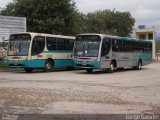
86,69,93,73
136,60,142,70
108,62,115,73
43,60,53,72
24,68,33,73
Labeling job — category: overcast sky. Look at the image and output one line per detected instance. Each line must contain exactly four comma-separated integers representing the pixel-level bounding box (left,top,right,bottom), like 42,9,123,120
0,0,160,28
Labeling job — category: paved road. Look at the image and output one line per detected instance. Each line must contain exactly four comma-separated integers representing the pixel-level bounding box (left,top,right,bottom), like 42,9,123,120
0,63,160,114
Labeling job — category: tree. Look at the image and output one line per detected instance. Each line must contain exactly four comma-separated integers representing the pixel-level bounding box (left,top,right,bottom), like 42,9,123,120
0,0,78,35
85,10,135,36
73,12,87,34
0,1,135,36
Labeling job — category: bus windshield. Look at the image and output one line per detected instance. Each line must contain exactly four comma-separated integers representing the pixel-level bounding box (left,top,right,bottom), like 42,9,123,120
8,34,31,56
74,35,101,57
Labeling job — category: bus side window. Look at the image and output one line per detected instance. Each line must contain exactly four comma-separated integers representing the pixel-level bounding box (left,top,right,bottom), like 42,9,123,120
66,39,74,50
112,39,118,51
31,36,45,55
57,38,66,50
46,37,56,51
119,40,125,52
101,38,110,56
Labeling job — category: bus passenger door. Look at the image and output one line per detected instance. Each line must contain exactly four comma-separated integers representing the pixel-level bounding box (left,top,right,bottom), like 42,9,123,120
101,38,111,68
31,36,45,68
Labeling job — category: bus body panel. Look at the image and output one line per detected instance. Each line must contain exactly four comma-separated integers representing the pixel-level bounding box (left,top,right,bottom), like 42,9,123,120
100,55,111,68
6,59,45,68
6,58,74,69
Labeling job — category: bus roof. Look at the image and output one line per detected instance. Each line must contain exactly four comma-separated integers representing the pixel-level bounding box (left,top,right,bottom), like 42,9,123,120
77,33,152,42
10,32,75,39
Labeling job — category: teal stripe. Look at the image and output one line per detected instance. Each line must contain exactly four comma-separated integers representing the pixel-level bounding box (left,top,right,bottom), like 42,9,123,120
6,59,45,68
6,59,74,69
54,59,73,67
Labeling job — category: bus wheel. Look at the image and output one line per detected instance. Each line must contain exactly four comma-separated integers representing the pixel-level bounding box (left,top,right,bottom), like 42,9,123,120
108,62,115,73
136,61,142,70
24,68,33,73
44,60,53,72
86,69,93,73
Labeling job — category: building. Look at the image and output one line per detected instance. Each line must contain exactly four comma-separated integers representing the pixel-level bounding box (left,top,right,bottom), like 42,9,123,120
0,16,26,42
134,25,156,59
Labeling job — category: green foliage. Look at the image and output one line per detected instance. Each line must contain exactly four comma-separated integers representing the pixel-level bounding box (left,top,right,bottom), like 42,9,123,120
0,1,135,36
0,0,78,35
84,10,135,36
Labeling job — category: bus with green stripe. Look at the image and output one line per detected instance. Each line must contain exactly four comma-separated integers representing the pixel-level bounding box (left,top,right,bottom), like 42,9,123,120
5,32,75,72
73,33,152,73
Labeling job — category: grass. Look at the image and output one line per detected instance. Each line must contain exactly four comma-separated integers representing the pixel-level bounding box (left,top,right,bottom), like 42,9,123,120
0,60,15,72
0,60,24,72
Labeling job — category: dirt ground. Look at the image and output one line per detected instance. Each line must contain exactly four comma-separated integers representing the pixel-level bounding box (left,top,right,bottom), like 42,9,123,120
0,62,160,115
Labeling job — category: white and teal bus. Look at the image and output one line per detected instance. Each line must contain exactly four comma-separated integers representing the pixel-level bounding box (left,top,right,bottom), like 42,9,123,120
73,33,152,73
5,32,75,72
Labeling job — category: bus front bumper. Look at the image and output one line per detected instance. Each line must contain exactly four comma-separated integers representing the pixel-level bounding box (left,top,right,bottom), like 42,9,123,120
74,60,101,69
